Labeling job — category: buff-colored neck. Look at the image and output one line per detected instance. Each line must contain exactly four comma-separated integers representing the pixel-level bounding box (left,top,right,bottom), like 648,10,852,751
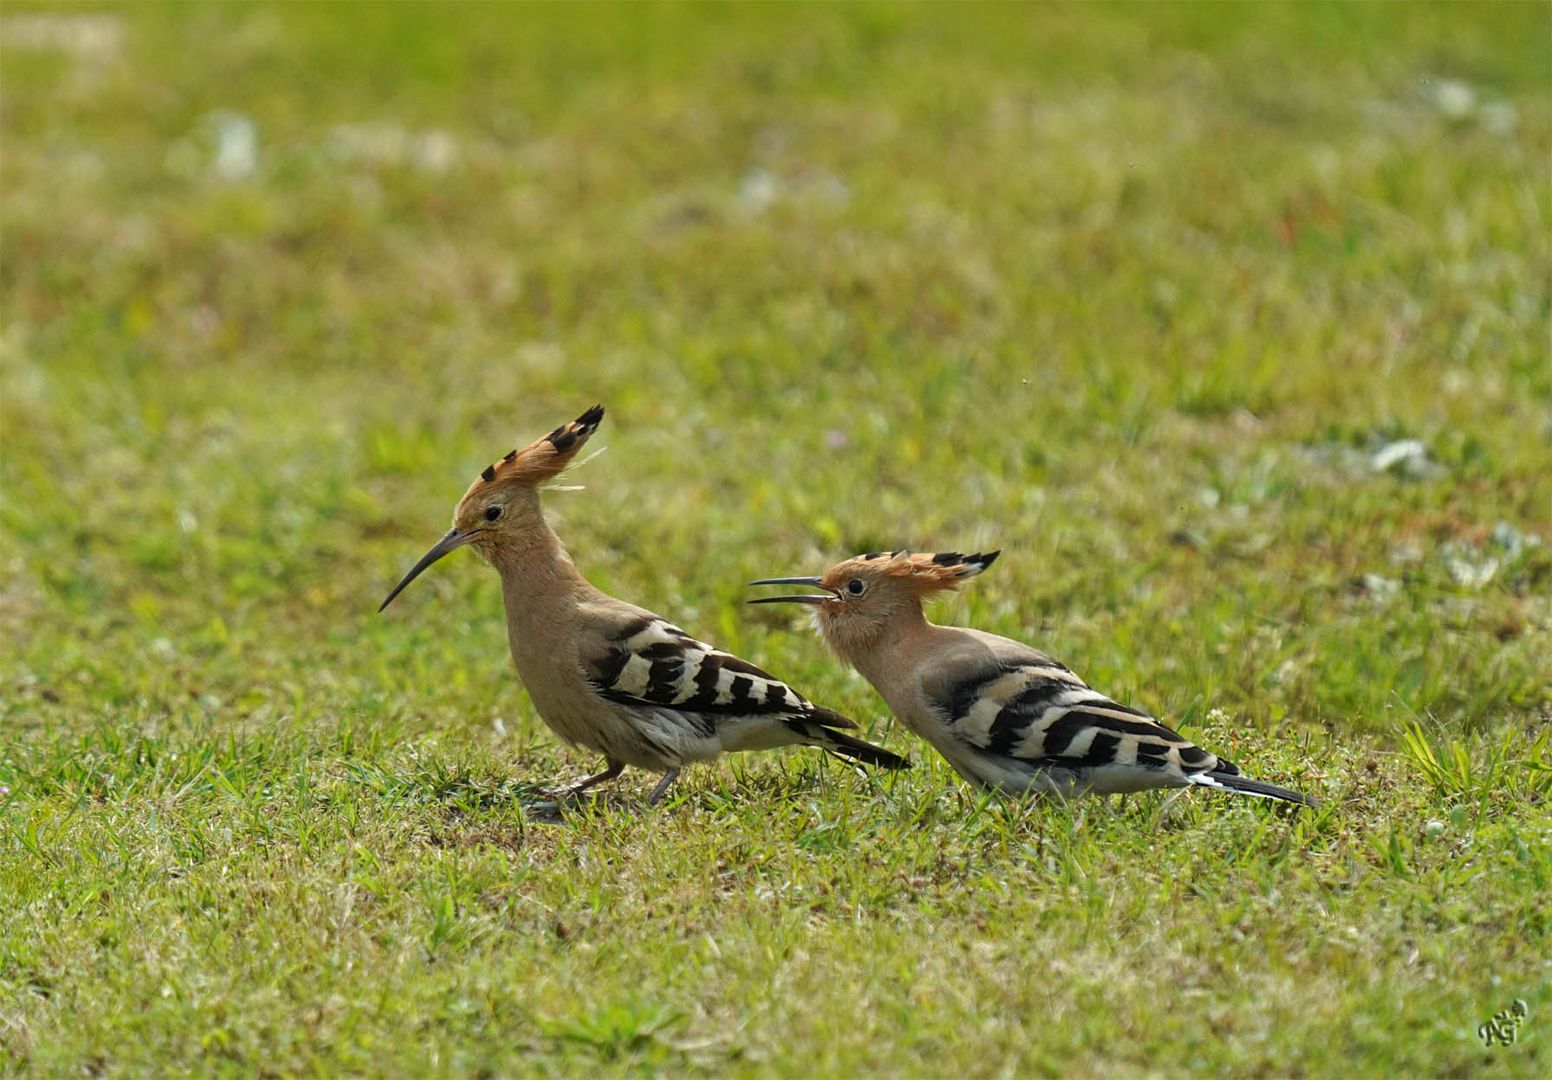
484,491,595,636
827,599,935,688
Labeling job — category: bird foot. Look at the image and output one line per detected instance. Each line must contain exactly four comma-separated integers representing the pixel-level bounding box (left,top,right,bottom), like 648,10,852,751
539,761,626,804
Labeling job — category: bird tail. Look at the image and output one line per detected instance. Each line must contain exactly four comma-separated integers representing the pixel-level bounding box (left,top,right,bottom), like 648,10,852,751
1187,769,1318,808
800,723,910,770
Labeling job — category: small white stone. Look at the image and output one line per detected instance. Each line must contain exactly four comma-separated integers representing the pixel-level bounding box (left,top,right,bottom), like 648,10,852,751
1371,438,1429,475
1433,79,1476,119
737,169,779,213
209,111,258,180
1362,574,1400,600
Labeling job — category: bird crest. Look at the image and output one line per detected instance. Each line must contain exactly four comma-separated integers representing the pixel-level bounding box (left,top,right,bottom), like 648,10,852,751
857,550,1000,595
473,404,604,491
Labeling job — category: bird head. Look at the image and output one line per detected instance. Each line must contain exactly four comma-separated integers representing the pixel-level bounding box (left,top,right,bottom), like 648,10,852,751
378,404,604,611
750,549,999,659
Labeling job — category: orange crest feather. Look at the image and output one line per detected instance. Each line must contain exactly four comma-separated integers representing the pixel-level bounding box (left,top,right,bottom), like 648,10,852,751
871,549,1000,594
478,404,604,489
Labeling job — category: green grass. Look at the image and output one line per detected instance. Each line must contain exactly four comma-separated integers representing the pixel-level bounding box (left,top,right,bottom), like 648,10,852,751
3,2,1550,1075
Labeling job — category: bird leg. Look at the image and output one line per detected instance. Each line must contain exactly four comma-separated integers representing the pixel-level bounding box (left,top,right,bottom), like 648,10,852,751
646,767,682,805
549,759,625,800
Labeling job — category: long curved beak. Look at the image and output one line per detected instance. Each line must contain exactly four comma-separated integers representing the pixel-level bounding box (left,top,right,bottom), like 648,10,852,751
747,575,837,605
379,528,473,612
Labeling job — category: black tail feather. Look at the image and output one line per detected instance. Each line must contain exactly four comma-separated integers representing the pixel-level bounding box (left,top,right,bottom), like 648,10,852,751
805,725,910,770
1191,769,1319,808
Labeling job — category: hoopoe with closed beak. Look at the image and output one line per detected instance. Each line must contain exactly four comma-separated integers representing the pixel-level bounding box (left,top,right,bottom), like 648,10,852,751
379,406,907,804
751,550,1317,807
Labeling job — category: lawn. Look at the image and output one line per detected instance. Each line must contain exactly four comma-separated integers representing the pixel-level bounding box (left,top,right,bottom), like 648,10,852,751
2,2,1550,1075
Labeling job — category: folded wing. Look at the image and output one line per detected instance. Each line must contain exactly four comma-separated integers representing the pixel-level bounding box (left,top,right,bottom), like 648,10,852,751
581,608,856,731
922,633,1230,779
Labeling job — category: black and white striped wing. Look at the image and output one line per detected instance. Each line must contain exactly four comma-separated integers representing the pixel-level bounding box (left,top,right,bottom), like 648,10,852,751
583,614,854,730
929,658,1233,778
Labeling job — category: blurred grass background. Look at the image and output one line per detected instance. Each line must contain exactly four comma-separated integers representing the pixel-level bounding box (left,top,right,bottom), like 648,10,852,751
2,2,1550,1075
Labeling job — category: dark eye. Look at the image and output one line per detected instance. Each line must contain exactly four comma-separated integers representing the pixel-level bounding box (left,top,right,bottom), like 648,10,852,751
846,579,865,596
483,505,502,522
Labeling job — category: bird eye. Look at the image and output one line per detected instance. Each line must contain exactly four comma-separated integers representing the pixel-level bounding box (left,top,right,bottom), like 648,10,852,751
483,505,502,522
846,579,865,596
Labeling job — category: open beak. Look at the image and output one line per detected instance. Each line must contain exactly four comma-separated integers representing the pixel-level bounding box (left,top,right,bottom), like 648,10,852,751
378,528,474,612
747,575,838,606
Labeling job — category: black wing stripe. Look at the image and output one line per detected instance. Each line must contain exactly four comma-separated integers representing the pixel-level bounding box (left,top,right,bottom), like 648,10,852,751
1002,676,1083,715
1070,731,1122,769
946,666,1078,724
610,616,657,644
982,677,1089,753
593,648,631,689
1062,708,1191,744
1027,708,1218,769
1178,745,1212,767
1134,740,1173,760
805,704,858,731
683,654,724,708
946,669,1009,723
1037,712,1094,757
719,654,783,682
639,640,685,661
935,655,1234,776
645,658,685,702
587,618,822,722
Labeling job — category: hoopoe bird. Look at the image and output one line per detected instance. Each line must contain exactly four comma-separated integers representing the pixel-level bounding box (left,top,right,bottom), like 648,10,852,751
378,406,907,804
751,550,1317,807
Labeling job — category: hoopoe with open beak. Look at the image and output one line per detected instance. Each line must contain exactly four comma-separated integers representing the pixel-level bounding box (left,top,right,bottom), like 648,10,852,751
751,550,1317,807
378,406,907,804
